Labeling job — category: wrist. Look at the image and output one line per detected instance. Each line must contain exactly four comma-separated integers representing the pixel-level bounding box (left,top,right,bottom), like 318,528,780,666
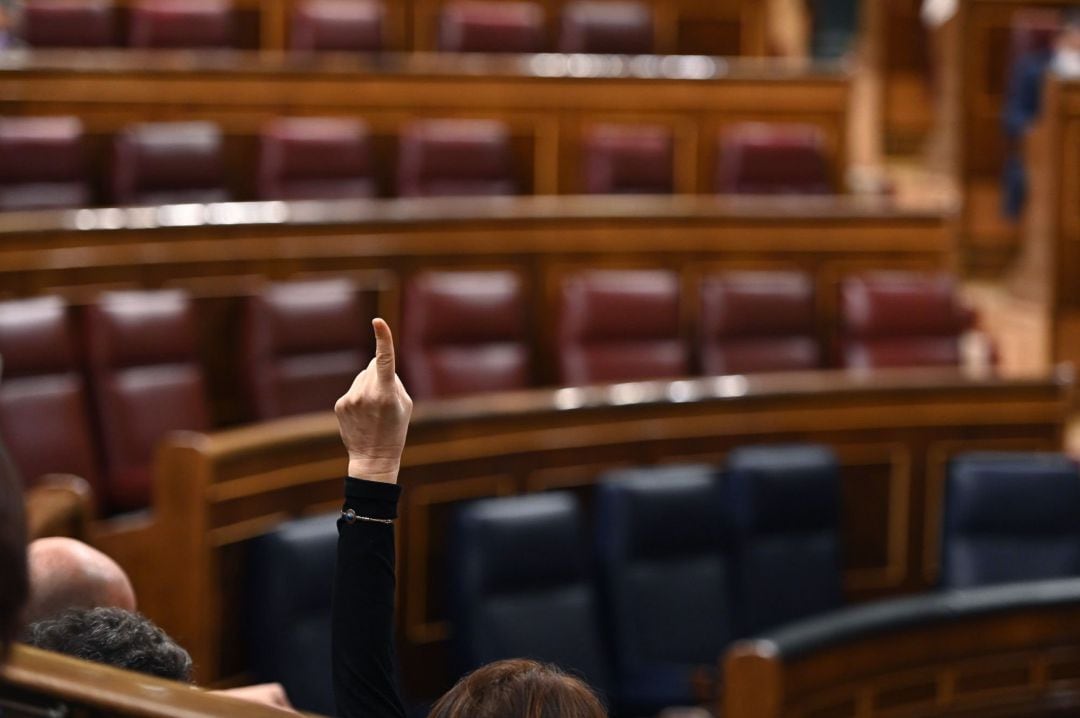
348,456,401,484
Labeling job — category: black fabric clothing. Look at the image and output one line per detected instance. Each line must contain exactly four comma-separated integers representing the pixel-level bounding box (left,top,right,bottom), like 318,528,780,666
333,477,408,718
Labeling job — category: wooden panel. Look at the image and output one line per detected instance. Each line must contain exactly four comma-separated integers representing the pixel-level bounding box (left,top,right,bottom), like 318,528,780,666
89,368,1069,696
0,52,850,199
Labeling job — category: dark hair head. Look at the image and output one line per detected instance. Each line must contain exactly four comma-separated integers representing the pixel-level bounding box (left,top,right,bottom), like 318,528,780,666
0,439,28,658
1065,8,1080,29
23,607,194,682
428,659,607,718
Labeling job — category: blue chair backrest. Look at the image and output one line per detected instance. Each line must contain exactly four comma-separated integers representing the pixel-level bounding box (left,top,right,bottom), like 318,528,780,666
726,444,844,636
595,464,732,712
942,452,1080,589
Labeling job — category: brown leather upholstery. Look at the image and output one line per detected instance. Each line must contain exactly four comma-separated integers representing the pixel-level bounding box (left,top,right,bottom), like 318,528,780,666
841,273,974,370
716,123,833,195
581,124,673,194
401,271,530,399
559,0,653,54
699,272,820,376
23,0,115,47
557,270,687,385
0,116,90,210
439,0,546,53
397,119,517,198
257,118,376,201
129,0,234,48
85,290,210,513
290,0,384,52
112,121,230,206
0,297,100,496
243,279,374,420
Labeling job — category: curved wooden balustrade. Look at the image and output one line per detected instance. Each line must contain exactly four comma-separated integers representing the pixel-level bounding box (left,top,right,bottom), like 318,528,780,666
86,367,1070,697
0,645,294,718
724,577,1080,718
0,51,849,198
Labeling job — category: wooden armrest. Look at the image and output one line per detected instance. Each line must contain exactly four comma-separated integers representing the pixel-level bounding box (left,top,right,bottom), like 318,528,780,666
24,474,94,541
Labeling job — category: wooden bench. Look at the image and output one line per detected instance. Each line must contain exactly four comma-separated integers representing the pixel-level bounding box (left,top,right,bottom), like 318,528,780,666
724,577,1080,718
0,51,850,199
86,367,1070,697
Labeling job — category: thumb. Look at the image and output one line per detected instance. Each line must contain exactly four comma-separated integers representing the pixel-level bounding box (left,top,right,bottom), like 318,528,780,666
372,318,396,383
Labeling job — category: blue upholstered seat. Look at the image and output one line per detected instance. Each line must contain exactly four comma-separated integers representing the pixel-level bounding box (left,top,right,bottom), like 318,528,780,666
725,444,844,636
449,493,612,704
246,513,338,715
942,452,1080,589
595,464,731,713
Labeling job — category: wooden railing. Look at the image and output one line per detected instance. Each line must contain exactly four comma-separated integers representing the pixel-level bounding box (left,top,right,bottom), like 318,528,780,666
86,367,1071,698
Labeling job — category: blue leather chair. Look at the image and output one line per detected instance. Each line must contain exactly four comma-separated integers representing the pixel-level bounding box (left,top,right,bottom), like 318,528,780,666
246,513,338,715
726,445,843,636
595,465,732,714
942,452,1080,589
449,493,612,704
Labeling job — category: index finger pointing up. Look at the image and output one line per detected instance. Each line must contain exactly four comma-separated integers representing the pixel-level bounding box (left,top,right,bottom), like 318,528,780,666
372,317,396,383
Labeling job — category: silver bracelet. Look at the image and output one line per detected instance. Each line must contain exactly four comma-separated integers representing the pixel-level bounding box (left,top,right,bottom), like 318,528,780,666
341,508,394,525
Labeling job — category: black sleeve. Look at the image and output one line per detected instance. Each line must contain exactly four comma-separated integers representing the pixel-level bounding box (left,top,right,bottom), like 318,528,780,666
332,477,408,718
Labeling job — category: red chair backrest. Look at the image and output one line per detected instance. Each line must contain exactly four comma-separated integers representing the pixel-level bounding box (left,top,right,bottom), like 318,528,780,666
290,0,384,52
112,121,230,206
717,123,833,195
397,119,517,198
559,0,653,54
257,117,376,201
581,124,674,195
0,116,90,210
438,0,546,53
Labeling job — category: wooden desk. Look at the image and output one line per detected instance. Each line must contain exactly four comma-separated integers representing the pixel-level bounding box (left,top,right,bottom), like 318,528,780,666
90,368,1070,695
0,194,956,424
0,51,850,198
943,0,1078,273
1011,78,1080,375
725,578,1080,718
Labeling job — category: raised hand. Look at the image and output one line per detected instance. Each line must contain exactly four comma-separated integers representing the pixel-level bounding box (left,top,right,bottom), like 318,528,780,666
334,318,413,484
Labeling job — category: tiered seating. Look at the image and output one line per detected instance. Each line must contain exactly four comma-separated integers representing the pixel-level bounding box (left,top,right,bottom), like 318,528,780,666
449,492,613,696
23,0,115,47
941,453,1080,589
242,279,375,420
559,0,654,54
289,0,384,53
112,122,230,206
699,271,820,375
400,271,530,399
0,117,89,210
0,297,100,496
556,269,687,385
580,124,674,194
595,464,731,713
128,0,234,49
717,123,833,195
85,290,210,513
438,0,546,53
840,273,974,369
397,119,517,197
256,118,377,201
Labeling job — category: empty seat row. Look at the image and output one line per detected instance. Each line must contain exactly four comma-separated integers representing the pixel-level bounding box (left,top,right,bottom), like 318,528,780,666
0,116,833,210
0,271,977,513
21,0,655,55
246,444,844,715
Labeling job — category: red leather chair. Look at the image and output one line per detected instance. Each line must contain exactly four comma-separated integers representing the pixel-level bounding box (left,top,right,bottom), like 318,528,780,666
112,122,230,206
581,124,673,194
557,270,687,385
716,123,833,195
257,118,376,201
290,0,384,52
840,273,975,369
401,271,530,399
129,0,233,48
559,0,653,54
0,117,90,210
0,297,100,496
85,290,210,513
243,278,374,420
438,0,546,53
699,271,820,376
397,119,517,198
23,0,115,47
